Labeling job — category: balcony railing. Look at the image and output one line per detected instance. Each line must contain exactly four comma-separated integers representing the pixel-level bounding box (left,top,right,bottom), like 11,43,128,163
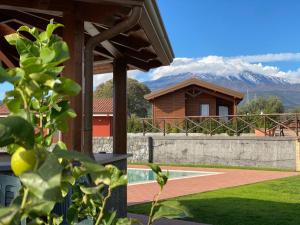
137,113,300,137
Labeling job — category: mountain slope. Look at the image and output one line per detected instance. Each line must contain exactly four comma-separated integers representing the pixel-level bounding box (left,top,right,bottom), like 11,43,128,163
144,72,300,109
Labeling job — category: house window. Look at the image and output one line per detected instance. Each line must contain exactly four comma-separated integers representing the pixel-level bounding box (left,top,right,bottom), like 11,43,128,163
219,106,229,120
200,104,210,116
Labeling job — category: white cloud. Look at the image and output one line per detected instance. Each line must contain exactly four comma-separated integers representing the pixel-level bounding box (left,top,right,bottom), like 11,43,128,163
92,53,300,86
149,54,300,83
93,70,143,88
231,53,300,63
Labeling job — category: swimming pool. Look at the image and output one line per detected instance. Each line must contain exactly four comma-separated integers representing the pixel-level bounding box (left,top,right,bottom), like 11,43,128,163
128,168,220,185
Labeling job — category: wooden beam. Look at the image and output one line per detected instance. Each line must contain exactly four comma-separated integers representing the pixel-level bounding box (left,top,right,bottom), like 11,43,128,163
113,57,127,154
0,1,131,25
61,6,84,152
0,23,16,35
0,50,15,67
84,22,122,58
95,25,151,51
93,63,113,74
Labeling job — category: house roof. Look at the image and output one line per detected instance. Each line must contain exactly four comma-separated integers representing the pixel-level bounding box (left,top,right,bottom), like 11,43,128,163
144,78,245,101
0,98,113,115
0,104,8,115
0,0,174,73
93,98,113,114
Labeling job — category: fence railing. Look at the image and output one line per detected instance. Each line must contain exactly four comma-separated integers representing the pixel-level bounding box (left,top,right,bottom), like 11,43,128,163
137,113,300,137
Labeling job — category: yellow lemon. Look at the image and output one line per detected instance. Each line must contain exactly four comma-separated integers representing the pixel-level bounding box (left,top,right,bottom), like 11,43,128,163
11,147,36,176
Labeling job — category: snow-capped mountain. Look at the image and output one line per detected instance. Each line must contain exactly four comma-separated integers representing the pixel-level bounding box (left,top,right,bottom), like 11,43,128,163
144,71,300,109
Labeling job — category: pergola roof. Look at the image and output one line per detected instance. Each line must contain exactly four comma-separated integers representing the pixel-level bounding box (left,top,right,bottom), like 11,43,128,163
0,0,174,74
145,78,245,101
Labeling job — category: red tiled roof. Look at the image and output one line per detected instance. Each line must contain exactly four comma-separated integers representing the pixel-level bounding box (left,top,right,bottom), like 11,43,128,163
93,98,113,114
0,104,8,115
0,98,113,115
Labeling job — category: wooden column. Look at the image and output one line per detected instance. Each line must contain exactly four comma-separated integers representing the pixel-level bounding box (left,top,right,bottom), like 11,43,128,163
113,57,127,154
233,98,238,115
62,8,84,152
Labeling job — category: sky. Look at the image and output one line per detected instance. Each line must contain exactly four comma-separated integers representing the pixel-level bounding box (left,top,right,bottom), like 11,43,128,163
2,0,300,98
94,0,300,87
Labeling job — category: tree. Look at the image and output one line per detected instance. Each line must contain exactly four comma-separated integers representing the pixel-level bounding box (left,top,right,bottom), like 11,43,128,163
94,78,151,117
239,96,284,114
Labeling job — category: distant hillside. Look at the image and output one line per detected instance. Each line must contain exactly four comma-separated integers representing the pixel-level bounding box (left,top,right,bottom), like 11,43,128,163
144,72,300,110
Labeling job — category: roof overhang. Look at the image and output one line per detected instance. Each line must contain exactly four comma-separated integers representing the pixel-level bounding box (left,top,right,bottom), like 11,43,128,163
0,0,174,73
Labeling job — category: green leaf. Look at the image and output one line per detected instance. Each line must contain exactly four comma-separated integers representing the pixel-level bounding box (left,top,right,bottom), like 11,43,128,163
53,141,67,151
4,33,20,45
54,77,81,96
31,98,40,110
5,97,22,114
98,165,128,189
148,164,162,174
156,173,168,189
0,206,20,225
29,73,56,87
51,41,69,65
79,185,103,195
67,206,78,224
46,20,64,39
18,26,39,40
27,197,56,215
0,67,19,84
20,155,63,201
62,174,76,186
0,116,35,149
40,46,56,63
116,217,141,225
16,38,33,55
152,201,191,221
52,147,94,163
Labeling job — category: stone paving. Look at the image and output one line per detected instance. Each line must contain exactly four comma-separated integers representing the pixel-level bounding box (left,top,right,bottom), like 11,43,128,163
128,165,299,205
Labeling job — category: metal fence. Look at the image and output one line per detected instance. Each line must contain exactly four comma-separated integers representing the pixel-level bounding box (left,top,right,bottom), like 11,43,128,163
139,113,300,137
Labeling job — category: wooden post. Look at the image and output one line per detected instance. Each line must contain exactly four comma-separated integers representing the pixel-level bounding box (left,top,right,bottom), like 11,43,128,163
62,7,84,152
142,119,145,136
296,114,299,136
233,98,238,115
264,115,267,136
113,57,127,154
185,118,188,136
163,120,166,136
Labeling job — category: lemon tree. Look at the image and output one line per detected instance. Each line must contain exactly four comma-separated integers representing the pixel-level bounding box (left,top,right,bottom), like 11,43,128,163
0,21,188,225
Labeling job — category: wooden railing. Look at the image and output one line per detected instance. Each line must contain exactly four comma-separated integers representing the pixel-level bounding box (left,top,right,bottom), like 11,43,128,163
138,113,300,137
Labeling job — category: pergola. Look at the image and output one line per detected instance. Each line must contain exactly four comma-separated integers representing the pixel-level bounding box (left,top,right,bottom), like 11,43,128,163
0,0,173,216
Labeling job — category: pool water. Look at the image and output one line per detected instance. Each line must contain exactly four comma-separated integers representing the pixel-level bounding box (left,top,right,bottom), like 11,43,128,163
128,168,218,185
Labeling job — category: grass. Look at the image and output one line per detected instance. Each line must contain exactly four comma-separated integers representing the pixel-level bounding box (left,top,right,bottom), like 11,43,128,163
128,175,300,225
128,162,293,172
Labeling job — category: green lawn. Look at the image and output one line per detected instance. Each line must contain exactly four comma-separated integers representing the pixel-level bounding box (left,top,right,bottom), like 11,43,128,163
128,175,300,225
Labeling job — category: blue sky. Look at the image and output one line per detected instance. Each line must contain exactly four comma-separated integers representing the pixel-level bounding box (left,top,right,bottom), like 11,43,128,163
2,0,300,99
157,0,300,70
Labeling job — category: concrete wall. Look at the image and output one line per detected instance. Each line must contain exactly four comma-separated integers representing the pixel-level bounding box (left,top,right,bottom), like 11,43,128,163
93,136,300,171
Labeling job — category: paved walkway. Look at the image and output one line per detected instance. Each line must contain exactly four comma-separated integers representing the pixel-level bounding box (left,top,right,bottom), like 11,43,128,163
128,165,299,205
129,213,208,225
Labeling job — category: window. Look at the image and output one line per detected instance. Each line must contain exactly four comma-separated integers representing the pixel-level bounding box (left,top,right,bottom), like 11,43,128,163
200,104,210,116
219,106,229,121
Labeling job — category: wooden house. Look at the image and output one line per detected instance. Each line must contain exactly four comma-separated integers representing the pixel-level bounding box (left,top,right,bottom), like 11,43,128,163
145,78,244,120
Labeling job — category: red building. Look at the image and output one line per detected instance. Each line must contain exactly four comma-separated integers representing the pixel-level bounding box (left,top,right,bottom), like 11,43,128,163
92,98,113,137
0,98,113,137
